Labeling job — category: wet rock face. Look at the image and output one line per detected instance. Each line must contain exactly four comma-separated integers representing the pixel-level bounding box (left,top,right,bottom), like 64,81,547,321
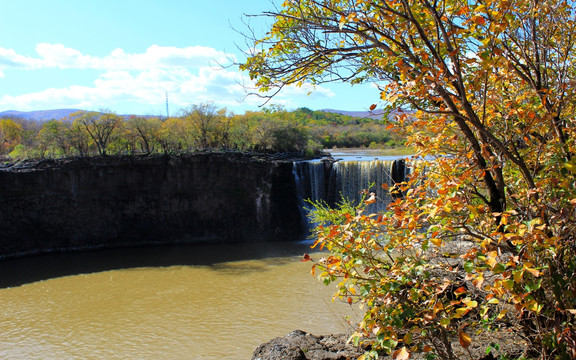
252,330,364,360
0,153,303,258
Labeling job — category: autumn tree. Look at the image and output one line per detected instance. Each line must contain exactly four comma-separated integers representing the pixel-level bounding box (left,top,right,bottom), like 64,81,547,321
37,120,71,157
158,117,193,154
65,115,92,156
77,110,121,156
243,0,576,358
228,113,256,150
182,102,223,149
126,116,162,154
0,118,24,155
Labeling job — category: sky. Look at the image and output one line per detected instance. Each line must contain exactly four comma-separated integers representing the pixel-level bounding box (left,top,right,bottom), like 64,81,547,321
0,0,380,116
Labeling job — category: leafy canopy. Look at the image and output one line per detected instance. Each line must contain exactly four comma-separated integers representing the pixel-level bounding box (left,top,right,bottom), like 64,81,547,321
242,0,576,358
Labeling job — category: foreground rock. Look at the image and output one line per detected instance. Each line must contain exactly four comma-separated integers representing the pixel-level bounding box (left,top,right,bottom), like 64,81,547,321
253,329,529,360
252,330,364,360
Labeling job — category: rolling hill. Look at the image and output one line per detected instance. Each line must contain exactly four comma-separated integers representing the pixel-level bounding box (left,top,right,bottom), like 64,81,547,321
0,109,82,122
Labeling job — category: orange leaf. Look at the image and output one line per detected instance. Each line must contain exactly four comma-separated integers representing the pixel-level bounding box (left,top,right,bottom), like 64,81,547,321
524,267,540,277
369,104,377,111
456,5,470,15
454,286,467,296
472,15,486,25
459,331,472,349
301,253,311,262
393,346,410,360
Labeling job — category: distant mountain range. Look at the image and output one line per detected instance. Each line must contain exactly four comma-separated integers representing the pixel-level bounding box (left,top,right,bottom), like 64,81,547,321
0,109,82,121
0,108,386,122
320,108,386,119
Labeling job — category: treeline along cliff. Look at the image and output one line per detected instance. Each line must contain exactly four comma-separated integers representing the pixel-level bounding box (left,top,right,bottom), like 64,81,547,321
0,153,303,258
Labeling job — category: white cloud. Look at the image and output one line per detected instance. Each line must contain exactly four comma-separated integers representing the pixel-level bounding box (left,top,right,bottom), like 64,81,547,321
35,43,92,68
0,43,234,72
34,43,233,70
0,43,336,113
0,47,42,70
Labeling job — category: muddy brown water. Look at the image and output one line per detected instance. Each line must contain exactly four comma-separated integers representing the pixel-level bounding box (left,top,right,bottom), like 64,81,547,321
0,242,359,360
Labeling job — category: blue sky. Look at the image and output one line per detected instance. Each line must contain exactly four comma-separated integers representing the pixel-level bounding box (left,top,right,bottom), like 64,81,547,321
0,0,379,115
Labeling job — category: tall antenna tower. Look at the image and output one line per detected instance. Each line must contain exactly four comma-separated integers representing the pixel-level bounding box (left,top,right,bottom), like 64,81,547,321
165,91,170,118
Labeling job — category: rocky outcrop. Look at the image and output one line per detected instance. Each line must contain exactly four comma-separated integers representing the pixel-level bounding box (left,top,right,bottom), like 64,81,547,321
252,330,364,360
252,329,529,360
0,153,303,258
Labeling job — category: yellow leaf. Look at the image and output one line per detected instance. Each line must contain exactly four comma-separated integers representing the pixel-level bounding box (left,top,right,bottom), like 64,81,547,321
455,307,469,317
393,346,410,360
473,274,484,288
466,300,478,308
474,4,487,13
431,238,442,247
496,309,508,320
526,300,542,313
459,331,472,349
564,162,576,174
440,317,450,327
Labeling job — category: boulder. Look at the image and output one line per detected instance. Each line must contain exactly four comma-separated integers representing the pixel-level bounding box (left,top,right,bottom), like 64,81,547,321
252,330,364,360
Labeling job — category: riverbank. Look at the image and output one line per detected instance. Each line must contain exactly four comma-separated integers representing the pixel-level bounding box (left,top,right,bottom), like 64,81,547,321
253,328,529,360
252,239,533,360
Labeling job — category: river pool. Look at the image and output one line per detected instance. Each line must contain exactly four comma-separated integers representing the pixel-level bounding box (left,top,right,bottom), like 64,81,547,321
0,242,359,360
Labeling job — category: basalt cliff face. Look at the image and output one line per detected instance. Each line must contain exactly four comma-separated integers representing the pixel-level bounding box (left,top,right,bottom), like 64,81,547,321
0,153,303,258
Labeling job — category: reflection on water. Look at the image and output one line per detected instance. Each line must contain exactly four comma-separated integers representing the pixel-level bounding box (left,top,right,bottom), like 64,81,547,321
0,241,318,288
0,242,359,360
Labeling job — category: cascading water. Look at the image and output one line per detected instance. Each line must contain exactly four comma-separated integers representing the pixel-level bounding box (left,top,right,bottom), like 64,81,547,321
292,161,327,204
292,160,327,230
329,159,400,214
293,156,409,230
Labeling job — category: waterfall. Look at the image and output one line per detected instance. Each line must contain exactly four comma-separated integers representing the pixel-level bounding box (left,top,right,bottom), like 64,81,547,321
292,161,326,204
329,160,398,214
292,161,327,230
293,157,409,228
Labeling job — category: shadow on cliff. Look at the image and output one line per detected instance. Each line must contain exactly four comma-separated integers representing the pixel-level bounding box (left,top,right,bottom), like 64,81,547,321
0,241,317,288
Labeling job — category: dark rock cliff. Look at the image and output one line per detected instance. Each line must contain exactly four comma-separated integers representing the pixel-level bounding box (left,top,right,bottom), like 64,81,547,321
0,153,303,258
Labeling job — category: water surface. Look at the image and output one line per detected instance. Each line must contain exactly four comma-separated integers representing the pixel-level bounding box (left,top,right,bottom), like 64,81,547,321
0,242,359,360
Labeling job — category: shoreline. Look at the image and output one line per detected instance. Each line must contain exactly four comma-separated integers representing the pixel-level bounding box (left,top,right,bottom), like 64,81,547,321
252,328,529,360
